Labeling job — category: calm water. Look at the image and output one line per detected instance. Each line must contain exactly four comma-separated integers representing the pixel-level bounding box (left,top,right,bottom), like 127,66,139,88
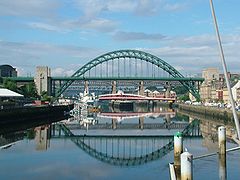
0,104,239,180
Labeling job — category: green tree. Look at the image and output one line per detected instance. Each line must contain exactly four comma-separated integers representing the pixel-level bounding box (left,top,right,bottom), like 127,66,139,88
174,86,188,95
3,78,17,91
19,82,38,98
41,91,52,102
178,94,190,101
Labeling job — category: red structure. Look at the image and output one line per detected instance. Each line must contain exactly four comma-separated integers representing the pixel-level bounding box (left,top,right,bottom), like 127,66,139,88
99,92,176,102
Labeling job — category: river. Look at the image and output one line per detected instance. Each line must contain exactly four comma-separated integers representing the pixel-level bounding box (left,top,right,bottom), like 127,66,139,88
0,103,239,180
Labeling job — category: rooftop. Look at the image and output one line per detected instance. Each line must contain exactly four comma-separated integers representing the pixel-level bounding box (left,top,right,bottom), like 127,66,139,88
0,88,23,97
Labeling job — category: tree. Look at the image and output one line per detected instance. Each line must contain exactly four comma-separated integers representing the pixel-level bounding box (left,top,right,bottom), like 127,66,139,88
174,86,188,95
178,94,190,101
40,91,52,102
3,78,17,91
19,82,38,98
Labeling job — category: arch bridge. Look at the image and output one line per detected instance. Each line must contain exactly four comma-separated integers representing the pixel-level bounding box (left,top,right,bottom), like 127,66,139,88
51,119,201,166
52,50,203,100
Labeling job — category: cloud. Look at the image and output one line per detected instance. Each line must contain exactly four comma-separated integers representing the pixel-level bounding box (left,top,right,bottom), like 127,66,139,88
14,66,25,76
75,0,188,17
164,3,187,12
134,33,240,74
1,32,239,77
0,40,104,75
27,22,69,33
51,67,75,76
79,18,118,33
113,31,166,41
0,0,60,18
26,18,118,33
0,0,188,33
134,0,160,16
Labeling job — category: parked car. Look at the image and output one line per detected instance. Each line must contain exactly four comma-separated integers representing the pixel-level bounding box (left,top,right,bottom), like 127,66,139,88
185,101,192,105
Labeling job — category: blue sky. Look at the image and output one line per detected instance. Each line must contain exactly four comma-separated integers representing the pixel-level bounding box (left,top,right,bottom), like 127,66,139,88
0,0,239,76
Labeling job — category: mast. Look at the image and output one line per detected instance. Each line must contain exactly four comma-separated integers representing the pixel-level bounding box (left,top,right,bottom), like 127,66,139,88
209,0,240,139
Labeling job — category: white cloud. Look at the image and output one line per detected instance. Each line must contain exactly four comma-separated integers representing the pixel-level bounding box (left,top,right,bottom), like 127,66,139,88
80,18,118,32
1,32,239,77
75,0,188,17
52,67,75,76
164,3,187,12
14,66,25,76
0,0,60,18
28,22,69,33
27,17,118,33
134,0,160,16
0,40,104,76
113,31,166,41
137,34,240,74
0,0,189,33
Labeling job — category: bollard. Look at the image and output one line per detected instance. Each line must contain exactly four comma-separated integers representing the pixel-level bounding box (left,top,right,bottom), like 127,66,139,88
218,126,226,180
174,132,182,180
174,132,183,166
219,154,227,180
218,126,226,155
181,151,193,180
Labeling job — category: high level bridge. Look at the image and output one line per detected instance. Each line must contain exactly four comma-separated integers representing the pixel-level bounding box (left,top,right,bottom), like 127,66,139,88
7,49,204,99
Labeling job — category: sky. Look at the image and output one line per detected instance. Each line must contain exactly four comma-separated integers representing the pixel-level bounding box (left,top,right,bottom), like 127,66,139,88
0,0,239,77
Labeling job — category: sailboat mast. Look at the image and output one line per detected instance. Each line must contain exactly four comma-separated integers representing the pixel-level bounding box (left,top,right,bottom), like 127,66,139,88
209,0,240,139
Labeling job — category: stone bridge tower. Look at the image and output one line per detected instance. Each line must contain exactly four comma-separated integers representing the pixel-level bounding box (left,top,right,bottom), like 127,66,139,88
35,66,51,95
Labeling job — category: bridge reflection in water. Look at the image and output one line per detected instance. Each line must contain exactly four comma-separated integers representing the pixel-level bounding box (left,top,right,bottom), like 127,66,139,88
48,120,201,166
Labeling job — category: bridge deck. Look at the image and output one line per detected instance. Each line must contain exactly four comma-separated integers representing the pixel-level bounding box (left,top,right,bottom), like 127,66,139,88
65,123,188,130
51,134,202,138
6,76,204,82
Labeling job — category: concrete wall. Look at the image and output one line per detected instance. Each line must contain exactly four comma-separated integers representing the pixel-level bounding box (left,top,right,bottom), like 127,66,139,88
178,104,240,123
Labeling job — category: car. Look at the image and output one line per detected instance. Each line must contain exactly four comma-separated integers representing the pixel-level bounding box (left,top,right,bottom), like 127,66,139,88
185,101,192,105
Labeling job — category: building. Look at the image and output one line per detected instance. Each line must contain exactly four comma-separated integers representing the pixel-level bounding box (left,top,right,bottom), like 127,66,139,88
200,68,219,102
231,80,240,104
35,125,50,151
202,68,219,83
200,83,211,102
219,80,240,104
200,67,240,103
35,66,51,95
219,73,240,82
0,65,17,77
222,88,229,104
0,88,24,109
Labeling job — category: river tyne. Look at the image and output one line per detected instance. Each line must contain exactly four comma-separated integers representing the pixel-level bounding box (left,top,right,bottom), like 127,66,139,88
0,103,240,180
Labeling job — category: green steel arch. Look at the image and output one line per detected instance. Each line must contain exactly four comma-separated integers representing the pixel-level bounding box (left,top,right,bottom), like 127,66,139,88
59,119,199,166
57,49,200,99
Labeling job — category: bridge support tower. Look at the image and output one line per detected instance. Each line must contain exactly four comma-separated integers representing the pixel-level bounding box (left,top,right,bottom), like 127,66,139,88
84,80,89,96
139,117,144,130
112,81,117,94
165,82,171,98
35,66,51,95
112,118,117,129
138,81,144,96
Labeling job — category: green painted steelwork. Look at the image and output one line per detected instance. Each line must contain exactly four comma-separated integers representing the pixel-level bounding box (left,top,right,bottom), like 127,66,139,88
56,49,202,99
5,76,204,82
3,77,34,82
52,76,204,82
58,119,200,166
